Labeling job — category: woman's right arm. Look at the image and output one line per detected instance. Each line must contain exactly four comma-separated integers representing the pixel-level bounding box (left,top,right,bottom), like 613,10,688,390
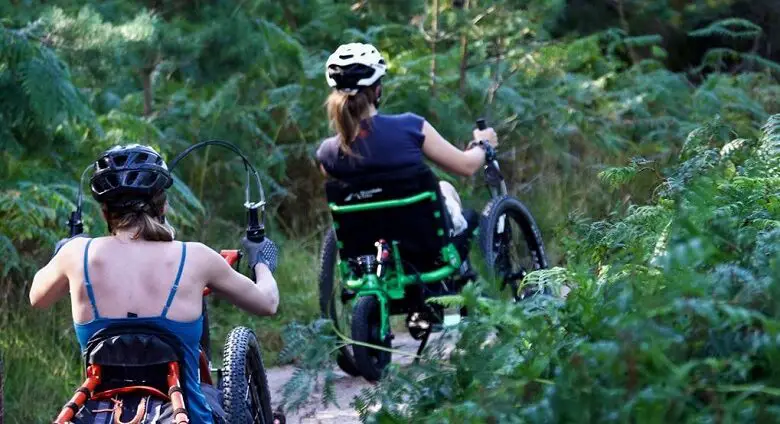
198,244,279,316
421,121,498,177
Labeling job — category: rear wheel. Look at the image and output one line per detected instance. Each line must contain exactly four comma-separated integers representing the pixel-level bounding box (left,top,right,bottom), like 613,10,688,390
319,229,361,376
352,296,392,382
221,327,272,424
480,195,549,301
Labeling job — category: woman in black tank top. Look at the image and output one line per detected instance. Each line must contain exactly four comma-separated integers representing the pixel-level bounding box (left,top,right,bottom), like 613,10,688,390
316,42,499,235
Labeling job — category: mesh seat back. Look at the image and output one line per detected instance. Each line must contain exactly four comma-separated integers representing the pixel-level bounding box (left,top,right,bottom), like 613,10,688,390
325,164,453,273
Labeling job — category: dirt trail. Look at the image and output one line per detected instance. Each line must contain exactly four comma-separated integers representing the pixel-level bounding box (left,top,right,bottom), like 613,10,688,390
267,331,446,424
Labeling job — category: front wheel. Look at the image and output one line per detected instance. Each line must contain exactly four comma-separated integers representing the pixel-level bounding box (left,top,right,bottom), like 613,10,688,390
221,327,273,424
352,296,392,382
480,195,549,301
318,229,361,377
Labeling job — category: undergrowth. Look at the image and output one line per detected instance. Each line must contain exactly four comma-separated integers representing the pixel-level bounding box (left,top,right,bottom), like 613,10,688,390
282,115,780,422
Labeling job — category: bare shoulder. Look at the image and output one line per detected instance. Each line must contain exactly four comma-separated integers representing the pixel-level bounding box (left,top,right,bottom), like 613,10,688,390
183,241,223,261
57,236,92,263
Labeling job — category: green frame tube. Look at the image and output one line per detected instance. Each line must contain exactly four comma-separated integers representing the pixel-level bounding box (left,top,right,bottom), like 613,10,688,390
341,242,462,340
330,189,462,340
329,191,437,213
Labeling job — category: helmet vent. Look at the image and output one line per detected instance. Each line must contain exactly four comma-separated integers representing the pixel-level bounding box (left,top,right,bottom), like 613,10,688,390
106,174,120,188
141,173,158,187
97,157,111,170
113,155,127,167
135,153,149,163
126,171,139,185
339,54,353,60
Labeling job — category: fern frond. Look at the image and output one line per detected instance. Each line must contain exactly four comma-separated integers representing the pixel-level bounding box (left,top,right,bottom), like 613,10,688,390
689,18,763,40
598,165,637,189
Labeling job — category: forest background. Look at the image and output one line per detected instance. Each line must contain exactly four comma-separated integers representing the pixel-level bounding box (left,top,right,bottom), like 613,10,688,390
1,0,779,422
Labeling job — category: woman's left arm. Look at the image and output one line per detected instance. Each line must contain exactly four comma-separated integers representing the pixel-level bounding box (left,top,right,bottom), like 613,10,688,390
29,240,82,308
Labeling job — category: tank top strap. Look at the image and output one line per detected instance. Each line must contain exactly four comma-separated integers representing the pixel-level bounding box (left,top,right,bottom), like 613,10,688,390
82,239,101,319
161,242,187,318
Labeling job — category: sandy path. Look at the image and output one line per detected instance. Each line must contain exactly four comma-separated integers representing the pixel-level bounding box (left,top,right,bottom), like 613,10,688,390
266,331,447,424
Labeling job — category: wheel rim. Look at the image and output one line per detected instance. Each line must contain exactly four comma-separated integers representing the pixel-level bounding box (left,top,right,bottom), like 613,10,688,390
330,265,354,350
244,351,268,424
491,210,543,300
367,302,390,369
325,249,355,359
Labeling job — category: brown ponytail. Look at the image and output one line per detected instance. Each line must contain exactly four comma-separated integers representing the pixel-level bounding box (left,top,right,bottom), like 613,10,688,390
326,86,378,155
103,191,175,241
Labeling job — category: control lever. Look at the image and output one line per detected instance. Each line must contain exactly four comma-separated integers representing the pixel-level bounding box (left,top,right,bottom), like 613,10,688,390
475,118,507,196
246,205,265,242
67,210,84,237
375,239,390,277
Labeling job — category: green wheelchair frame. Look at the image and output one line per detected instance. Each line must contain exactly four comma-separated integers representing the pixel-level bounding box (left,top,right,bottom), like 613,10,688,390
321,120,550,382
329,190,464,343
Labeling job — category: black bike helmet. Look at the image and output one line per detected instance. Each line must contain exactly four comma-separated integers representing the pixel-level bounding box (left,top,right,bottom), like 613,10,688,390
90,144,173,204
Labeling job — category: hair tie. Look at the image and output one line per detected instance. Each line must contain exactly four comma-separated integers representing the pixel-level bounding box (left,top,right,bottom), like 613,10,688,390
338,88,359,96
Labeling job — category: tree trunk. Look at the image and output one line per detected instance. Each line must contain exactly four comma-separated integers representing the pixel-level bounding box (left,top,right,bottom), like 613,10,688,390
487,37,502,107
142,68,154,117
458,0,471,96
430,0,439,96
617,0,639,64
281,2,298,30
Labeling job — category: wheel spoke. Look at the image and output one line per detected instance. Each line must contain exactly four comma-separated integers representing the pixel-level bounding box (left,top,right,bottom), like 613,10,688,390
482,199,547,301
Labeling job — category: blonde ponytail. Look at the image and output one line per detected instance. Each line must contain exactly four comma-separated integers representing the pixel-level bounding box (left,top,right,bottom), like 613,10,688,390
326,87,377,155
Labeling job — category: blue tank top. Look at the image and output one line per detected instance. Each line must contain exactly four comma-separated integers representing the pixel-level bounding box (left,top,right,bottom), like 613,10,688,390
316,112,426,178
73,239,213,424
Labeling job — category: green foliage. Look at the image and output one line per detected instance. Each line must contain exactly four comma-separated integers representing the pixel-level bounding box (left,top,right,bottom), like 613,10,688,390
1,1,780,422
689,18,763,40
341,115,778,422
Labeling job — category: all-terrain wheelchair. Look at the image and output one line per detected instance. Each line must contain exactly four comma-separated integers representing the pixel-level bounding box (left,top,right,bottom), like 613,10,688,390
319,119,550,381
54,253,276,424
54,141,281,423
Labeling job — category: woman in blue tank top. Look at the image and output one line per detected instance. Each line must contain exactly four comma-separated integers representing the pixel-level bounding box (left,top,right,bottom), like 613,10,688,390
316,43,499,235
30,144,281,423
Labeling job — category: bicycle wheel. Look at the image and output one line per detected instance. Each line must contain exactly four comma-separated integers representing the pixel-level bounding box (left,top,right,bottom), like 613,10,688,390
221,327,273,424
351,296,392,382
480,195,549,300
318,228,361,377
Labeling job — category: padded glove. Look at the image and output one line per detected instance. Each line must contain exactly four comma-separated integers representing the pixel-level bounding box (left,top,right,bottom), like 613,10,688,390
241,236,279,278
53,233,89,257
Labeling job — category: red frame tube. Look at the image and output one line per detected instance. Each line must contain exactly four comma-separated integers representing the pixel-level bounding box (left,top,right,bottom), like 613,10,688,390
54,364,102,423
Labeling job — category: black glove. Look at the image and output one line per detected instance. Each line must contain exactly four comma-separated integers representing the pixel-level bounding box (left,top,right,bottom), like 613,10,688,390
53,233,89,257
241,236,279,278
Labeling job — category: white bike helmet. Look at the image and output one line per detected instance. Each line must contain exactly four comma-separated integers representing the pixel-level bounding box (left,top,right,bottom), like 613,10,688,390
325,43,387,94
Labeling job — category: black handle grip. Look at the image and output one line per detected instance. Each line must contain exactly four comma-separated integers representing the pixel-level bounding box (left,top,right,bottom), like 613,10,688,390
67,210,84,237
476,118,487,130
246,206,265,242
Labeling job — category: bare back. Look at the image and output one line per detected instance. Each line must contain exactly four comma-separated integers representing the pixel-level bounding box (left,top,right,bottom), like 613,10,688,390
61,237,212,324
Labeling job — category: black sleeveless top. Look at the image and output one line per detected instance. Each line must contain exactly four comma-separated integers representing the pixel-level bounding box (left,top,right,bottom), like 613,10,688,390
316,113,426,179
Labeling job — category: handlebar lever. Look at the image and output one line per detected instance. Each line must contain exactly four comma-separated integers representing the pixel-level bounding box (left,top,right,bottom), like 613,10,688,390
67,210,84,237
245,202,265,242
475,118,508,196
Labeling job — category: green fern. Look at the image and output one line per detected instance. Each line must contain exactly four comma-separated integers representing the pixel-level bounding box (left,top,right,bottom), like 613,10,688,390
689,18,763,40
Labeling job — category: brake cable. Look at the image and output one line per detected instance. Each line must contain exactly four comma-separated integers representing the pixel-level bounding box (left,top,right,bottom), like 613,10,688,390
168,139,266,242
